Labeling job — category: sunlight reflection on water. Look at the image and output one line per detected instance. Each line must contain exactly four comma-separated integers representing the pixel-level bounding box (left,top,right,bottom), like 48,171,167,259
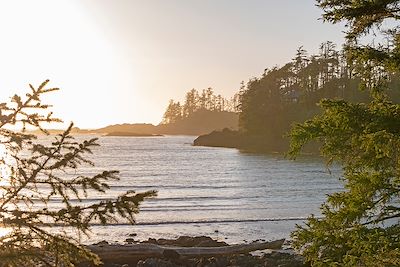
0,135,343,244
0,228,11,238
0,142,11,187
0,142,12,238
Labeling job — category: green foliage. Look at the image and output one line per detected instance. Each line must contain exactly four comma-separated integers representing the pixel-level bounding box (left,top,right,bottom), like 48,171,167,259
289,1,400,266
239,68,288,137
0,80,156,266
290,96,400,267
317,0,400,40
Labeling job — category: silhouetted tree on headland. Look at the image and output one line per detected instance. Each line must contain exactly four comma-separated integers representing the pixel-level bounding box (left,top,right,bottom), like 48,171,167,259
162,100,182,124
0,80,156,266
162,87,239,125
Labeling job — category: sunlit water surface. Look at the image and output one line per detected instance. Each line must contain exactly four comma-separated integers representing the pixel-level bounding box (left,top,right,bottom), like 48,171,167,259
4,135,343,244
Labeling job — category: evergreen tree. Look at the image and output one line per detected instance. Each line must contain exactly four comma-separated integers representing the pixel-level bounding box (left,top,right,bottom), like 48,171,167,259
199,89,207,110
162,100,182,124
162,87,235,123
230,93,241,113
289,1,400,265
0,80,156,266
292,46,309,88
182,89,199,117
205,87,215,110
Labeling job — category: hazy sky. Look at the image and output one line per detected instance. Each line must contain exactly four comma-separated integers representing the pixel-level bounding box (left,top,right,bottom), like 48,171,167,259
0,0,345,128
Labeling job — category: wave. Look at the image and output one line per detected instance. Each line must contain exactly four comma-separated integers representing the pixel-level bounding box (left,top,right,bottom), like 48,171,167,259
46,217,315,227
30,195,268,204
134,217,313,226
108,185,246,190
139,207,271,212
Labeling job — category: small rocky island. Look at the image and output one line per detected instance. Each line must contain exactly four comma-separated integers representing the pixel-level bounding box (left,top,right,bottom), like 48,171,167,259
193,128,242,148
193,128,290,153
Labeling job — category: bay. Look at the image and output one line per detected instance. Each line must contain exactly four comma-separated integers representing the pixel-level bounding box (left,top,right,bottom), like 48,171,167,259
69,135,342,244
8,135,342,244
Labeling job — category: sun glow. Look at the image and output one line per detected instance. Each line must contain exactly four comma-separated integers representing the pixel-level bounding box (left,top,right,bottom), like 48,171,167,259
0,0,130,129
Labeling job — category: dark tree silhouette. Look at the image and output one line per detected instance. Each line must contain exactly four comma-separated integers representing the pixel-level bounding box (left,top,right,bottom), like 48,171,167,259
162,100,182,124
162,88,237,125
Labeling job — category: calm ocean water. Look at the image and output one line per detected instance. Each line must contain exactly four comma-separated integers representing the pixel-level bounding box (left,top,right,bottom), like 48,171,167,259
41,135,342,244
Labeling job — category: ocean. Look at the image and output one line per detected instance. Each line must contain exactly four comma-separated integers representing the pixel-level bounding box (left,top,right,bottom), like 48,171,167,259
11,135,343,245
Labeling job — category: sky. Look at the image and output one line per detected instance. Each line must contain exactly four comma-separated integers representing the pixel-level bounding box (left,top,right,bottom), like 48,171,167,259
0,0,346,128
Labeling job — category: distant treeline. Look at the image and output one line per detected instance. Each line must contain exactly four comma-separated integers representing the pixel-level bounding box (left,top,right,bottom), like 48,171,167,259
162,88,240,124
194,41,400,151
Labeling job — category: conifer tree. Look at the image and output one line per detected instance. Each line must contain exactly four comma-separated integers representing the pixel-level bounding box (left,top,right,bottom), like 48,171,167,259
0,80,156,266
182,89,199,117
162,100,182,124
289,1,400,265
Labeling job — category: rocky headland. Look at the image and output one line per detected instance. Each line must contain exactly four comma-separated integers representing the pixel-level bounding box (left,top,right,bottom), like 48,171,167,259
193,129,290,153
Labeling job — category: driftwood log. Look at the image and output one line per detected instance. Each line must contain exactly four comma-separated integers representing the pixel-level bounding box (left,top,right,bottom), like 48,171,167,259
87,239,285,261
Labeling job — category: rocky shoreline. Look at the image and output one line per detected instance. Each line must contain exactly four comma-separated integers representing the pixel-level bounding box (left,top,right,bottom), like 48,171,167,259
83,236,307,267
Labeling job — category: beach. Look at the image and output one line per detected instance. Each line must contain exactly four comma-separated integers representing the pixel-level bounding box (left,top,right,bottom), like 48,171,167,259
83,236,305,267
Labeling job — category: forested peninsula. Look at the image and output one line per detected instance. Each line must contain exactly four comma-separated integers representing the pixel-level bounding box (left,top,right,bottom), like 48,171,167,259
194,42,400,152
